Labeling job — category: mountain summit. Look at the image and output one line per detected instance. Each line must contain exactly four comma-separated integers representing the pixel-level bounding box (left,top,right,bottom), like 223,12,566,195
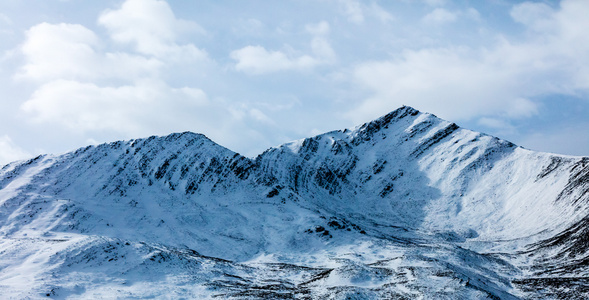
1,106,588,298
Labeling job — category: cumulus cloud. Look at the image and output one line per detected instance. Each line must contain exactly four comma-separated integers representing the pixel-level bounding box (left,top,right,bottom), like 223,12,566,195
21,79,208,134
16,0,220,141
14,0,285,157
349,0,589,125
231,21,335,75
18,23,100,81
18,76,277,156
8,0,588,158
231,46,316,74
98,0,206,59
0,135,31,166
351,47,533,122
17,22,163,82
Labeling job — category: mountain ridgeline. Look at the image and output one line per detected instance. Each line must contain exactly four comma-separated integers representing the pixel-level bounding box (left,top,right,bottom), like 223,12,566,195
1,106,588,299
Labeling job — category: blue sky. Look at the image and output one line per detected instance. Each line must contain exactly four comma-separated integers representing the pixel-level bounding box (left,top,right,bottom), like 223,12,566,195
1,0,588,164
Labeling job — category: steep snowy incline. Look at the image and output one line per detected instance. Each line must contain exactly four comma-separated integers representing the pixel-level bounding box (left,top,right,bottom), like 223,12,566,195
0,132,333,262
257,106,588,244
0,106,588,298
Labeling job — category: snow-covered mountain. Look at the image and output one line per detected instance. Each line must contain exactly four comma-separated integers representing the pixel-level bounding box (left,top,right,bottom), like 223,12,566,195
1,106,588,299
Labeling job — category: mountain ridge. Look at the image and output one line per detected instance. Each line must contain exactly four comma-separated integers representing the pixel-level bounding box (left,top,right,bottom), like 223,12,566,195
1,106,588,298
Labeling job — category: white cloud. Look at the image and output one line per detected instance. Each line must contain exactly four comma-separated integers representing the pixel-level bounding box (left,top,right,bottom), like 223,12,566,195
14,0,255,153
17,22,164,82
15,0,221,139
6,0,588,159
98,0,206,59
422,8,457,24
20,76,283,156
20,79,208,134
349,0,589,125
14,12,279,156
231,22,335,75
0,135,31,166
231,46,317,74
351,47,526,122
18,23,100,81
231,42,335,74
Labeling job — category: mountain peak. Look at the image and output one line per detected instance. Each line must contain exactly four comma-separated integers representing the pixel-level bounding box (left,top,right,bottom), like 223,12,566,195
2,108,589,298
365,105,421,128
349,105,424,144
132,131,212,145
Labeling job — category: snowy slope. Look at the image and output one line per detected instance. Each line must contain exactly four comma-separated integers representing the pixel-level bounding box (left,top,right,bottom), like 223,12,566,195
1,106,588,299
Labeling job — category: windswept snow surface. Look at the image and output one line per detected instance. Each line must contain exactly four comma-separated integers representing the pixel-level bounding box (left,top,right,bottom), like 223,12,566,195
1,106,588,299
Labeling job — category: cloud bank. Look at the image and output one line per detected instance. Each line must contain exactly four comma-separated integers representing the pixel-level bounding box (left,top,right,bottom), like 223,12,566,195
15,0,275,155
1,0,587,161
349,0,589,130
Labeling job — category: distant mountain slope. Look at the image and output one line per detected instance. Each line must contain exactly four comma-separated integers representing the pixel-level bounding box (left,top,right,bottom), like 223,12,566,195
1,106,588,299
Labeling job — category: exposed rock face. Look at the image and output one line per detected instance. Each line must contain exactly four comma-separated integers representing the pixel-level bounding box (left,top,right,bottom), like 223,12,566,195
0,106,588,299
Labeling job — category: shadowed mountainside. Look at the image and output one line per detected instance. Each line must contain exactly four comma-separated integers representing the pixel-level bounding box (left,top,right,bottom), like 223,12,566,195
1,106,588,299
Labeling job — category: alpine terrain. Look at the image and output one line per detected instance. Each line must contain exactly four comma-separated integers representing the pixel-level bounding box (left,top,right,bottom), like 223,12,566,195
1,106,588,299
